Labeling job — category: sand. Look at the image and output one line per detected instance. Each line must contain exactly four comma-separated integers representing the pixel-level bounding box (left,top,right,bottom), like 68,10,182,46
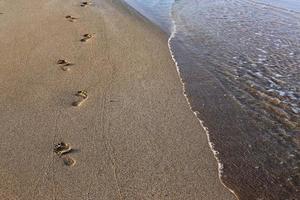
0,0,237,199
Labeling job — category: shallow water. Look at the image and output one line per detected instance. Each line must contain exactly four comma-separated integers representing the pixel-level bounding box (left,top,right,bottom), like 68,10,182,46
121,0,173,32
122,0,300,199
256,0,300,12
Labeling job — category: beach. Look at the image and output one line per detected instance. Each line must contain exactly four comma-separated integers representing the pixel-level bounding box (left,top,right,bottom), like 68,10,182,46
0,0,236,199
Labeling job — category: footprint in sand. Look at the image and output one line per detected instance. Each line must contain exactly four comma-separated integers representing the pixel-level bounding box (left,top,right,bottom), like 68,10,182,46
62,155,76,167
80,1,92,7
54,142,77,167
54,142,72,156
65,15,78,22
80,33,95,42
72,90,88,107
57,59,74,71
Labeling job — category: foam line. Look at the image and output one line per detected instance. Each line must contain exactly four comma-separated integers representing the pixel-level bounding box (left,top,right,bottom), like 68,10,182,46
167,3,240,199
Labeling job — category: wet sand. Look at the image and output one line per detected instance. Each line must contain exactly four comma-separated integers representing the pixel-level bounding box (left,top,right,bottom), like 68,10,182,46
0,0,236,199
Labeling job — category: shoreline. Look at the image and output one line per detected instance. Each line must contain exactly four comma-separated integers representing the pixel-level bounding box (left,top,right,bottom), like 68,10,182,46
0,0,236,199
119,0,239,198
167,15,240,200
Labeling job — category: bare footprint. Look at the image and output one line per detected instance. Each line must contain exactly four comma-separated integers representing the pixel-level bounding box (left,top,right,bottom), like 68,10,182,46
80,33,95,42
72,90,88,107
57,59,74,71
54,142,72,156
80,1,92,7
62,156,76,167
72,98,88,107
65,15,78,22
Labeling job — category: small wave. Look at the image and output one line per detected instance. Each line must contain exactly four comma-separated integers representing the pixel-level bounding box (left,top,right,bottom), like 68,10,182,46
167,6,239,199
168,0,300,199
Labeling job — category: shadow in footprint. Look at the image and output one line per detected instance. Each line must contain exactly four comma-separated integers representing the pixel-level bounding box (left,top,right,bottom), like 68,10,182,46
72,90,88,107
57,59,74,71
54,142,72,156
54,142,77,167
62,156,76,167
80,33,95,42
65,15,78,22
80,1,92,7
69,148,81,154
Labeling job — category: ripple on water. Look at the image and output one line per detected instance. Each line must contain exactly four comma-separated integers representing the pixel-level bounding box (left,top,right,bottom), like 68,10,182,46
170,0,300,199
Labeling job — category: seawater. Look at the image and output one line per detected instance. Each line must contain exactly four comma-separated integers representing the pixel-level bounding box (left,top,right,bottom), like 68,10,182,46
122,0,300,199
120,0,174,33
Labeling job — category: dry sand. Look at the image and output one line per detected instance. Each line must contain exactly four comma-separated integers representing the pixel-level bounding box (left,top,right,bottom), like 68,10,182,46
0,0,237,199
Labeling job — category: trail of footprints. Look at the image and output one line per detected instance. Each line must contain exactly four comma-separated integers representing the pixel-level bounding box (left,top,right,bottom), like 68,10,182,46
53,1,94,167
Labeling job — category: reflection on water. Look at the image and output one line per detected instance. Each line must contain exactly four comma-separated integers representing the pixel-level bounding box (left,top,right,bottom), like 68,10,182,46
122,0,300,199
255,0,300,12
121,0,174,32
